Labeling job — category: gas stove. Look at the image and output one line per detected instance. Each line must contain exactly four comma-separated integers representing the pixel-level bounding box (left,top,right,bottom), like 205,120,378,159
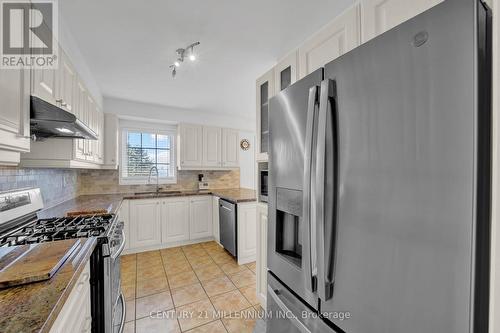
0,188,126,333
0,214,114,247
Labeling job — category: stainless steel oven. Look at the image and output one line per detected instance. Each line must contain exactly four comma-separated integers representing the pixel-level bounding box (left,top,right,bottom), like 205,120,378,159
103,220,126,333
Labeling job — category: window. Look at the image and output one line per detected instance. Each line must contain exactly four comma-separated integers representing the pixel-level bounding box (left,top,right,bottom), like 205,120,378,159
120,127,177,185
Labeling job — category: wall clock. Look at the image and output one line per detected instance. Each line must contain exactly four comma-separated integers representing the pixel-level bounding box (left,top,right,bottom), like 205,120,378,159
240,139,250,151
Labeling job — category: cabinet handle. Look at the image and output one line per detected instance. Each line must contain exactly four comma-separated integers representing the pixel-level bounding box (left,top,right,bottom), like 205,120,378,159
55,99,63,103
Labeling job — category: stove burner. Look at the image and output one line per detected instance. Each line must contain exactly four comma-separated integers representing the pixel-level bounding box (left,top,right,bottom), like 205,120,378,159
0,214,114,247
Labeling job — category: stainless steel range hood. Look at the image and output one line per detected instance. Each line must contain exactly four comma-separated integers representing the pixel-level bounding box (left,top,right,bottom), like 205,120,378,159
30,96,98,140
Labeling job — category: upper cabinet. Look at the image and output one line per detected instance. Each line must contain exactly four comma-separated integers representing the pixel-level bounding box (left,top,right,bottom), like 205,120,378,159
32,63,57,105
222,128,239,168
256,69,274,162
203,126,222,167
179,123,239,170
274,51,298,93
0,68,30,165
298,4,361,78
179,123,203,168
361,0,443,42
56,49,77,114
21,42,106,169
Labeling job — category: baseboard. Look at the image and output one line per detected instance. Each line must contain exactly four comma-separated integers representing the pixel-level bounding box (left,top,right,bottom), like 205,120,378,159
122,237,216,255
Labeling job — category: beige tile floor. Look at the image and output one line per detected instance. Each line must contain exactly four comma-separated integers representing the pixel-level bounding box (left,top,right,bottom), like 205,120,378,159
120,241,263,333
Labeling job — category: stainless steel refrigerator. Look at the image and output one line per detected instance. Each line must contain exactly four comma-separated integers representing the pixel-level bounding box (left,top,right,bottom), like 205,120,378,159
266,0,492,332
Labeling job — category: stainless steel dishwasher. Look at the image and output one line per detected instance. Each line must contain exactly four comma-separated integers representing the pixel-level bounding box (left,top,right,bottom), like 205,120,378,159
219,199,237,256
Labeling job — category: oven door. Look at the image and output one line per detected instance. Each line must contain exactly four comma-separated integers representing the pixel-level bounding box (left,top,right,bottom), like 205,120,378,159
104,221,126,333
268,69,323,309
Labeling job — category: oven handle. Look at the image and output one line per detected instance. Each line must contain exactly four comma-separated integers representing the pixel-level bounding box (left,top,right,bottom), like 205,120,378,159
111,228,126,260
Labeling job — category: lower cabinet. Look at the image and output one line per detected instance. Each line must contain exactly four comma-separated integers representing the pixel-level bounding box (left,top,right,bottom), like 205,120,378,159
212,196,220,244
161,197,190,243
189,196,213,240
129,199,162,249
256,203,268,307
237,202,257,265
125,195,214,252
50,262,91,333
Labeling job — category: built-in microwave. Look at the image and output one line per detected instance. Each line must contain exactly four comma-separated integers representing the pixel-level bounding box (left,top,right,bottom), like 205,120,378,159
258,162,268,202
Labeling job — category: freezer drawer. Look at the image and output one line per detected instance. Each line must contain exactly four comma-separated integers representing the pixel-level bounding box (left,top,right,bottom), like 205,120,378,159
219,199,237,256
267,272,334,333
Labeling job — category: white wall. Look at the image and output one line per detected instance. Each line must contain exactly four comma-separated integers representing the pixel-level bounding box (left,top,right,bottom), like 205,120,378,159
238,131,255,189
104,97,255,132
58,16,103,107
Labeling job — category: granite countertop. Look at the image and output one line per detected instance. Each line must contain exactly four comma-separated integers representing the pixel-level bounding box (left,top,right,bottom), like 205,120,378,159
0,238,97,333
38,188,255,219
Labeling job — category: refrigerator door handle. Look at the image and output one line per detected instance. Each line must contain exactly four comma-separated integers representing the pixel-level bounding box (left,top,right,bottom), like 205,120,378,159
268,286,312,333
303,85,319,293
316,79,338,302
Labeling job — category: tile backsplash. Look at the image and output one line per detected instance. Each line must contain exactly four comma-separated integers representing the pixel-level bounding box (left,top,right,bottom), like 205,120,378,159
78,169,240,195
0,167,240,208
0,167,78,208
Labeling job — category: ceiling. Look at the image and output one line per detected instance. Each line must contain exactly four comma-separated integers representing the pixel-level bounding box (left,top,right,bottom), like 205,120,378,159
60,0,354,121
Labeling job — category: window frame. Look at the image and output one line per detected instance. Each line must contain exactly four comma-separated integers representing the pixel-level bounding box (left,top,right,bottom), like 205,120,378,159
119,126,177,185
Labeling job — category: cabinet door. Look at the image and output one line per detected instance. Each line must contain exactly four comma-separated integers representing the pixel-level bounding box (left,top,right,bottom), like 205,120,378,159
32,65,57,105
237,203,257,264
161,198,190,243
256,204,268,306
202,126,222,167
361,0,443,42
57,50,76,113
74,80,88,161
179,124,203,167
85,97,96,162
222,128,239,168
104,113,119,167
129,199,162,249
212,196,220,244
274,51,298,92
255,69,274,161
298,4,360,78
0,67,30,159
189,196,212,240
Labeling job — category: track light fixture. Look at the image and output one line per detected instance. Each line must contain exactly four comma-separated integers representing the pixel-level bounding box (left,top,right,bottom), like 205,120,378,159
169,41,200,78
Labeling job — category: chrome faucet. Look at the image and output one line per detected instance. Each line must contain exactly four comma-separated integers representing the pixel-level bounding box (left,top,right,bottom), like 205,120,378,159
148,166,160,193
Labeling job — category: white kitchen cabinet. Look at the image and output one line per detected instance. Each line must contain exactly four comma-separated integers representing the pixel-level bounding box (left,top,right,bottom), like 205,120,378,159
0,67,30,166
222,128,239,168
274,50,298,93
256,69,274,162
178,123,203,168
161,197,190,243
50,262,91,333
202,126,222,167
298,4,360,78
361,0,443,43
56,49,76,114
129,199,162,249
179,123,240,170
256,203,268,307
32,63,58,106
103,113,119,169
212,196,220,244
189,196,213,240
237,202,257,265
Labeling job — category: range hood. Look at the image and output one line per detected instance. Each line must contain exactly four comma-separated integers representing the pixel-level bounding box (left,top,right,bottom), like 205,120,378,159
30,96,98,140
